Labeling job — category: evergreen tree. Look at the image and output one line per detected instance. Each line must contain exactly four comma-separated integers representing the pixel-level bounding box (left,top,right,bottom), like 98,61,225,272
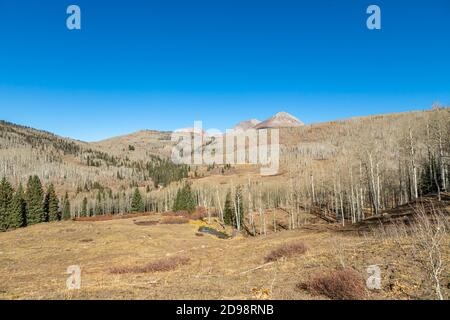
62,192,71,220
223,187,244,229
26,176,45,225
81,197,88,217
95,191,103,215
0,177,13,231
131,188,144,212
10,184,27,228
223,191,234,226
172,184,196,213
44,183,60,221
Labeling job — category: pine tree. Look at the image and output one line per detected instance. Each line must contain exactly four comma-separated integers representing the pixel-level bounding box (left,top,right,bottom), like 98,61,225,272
0,177,13,231
44,183,60,221
26,176,45,225
81,197,88,217
10,184,27,228
62,192,71,220
223,187,244,229
172,184,196,213
223,191,234,226
95,191,103,215
131,188,144,212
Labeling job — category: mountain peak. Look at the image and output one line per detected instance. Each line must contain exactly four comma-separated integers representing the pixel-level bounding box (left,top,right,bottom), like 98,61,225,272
254,111,304,129
233,119,261,131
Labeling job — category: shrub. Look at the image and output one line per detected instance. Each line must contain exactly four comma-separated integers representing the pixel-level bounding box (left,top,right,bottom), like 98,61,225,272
191,206,209,220
74,212,150,222
297,268,366,300
163,210,189,217
110,256,190,274
264,241,308,262
160,216,189,224
162,207,210,220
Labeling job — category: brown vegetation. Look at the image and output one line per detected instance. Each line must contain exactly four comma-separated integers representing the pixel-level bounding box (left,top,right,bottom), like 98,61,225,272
110,256,190,274
191,206,210,220
0,210,448,299
297,268,366,300
163,210,189,217
133,220,159,226
367,205,449,300
163,207,210,220
160,216,190,224
264,241,308,262
74,212,151,222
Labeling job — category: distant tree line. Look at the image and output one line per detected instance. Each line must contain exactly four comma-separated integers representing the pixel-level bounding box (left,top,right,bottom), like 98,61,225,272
0,176,71,232
147,156,189,187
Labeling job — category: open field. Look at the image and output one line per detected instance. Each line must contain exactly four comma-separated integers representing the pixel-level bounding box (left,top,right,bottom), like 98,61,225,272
1,208,448,300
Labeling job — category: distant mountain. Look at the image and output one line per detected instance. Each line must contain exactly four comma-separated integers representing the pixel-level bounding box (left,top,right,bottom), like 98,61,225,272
233,119,261,131
174,127,206,135
92,129,174,160
254,112,304,129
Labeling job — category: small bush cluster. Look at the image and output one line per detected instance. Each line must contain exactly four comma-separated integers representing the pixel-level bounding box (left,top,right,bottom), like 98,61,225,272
75,212,149,222
133,220,159,226
163,210,189,217
264,241,308,262
163,206,210,220
191,206,210,220
160,216,189,224
110,256,190,274
297,268,366,300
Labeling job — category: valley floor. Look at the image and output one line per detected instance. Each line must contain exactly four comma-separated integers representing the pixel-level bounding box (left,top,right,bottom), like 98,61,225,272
0,213,448,300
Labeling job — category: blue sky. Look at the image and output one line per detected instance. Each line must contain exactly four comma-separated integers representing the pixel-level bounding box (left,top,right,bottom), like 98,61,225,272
0,0,449,141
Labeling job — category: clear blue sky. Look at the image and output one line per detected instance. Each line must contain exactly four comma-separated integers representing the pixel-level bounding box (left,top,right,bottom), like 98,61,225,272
0,0,449,141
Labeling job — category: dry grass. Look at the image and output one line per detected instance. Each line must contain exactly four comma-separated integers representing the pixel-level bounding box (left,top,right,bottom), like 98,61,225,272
0,213,448,300
75,212,151,222
264,241,307,262
160,216,190,224
163,210,190,217
297,268,366,300
367,206,450,300
110,256,190,274
133,220,159,226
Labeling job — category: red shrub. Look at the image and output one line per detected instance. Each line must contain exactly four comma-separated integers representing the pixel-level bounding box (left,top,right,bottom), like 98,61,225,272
264,241,308,262
297,268,366,300
190,207,208,220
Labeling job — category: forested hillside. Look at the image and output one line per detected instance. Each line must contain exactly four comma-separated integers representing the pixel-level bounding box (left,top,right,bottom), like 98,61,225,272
0,108,449,231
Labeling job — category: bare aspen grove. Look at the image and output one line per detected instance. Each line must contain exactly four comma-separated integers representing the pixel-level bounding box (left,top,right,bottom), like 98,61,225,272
0,108,449,300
